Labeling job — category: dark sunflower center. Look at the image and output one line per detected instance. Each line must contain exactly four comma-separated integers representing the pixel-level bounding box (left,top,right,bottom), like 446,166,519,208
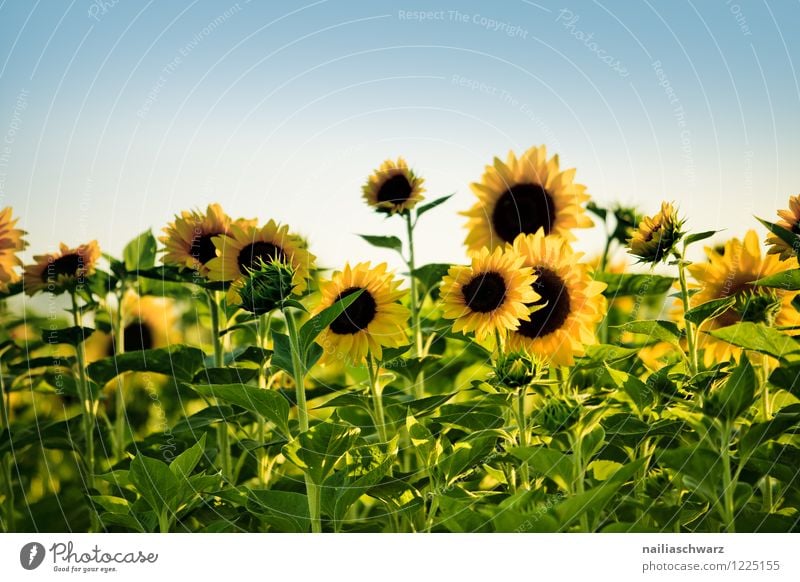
237,242,287,274
43,253,83,282
517,268,571,338
123,321,154,351
491,183,555,243
329,287,377,335
190,232,220,265
462,272,507,313
376,173,413,205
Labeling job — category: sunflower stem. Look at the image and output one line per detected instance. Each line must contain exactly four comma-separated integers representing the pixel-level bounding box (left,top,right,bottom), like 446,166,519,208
112,290,128,462
0,350,16,532
367,355,388,443
760,355,774,513
283,308,321,532
514,387,530,490
256,312,270,486
720,419,736,532
405,211,424,399
675,249,699,375
598,233,614,344
70,291,99,531
206,290,231,482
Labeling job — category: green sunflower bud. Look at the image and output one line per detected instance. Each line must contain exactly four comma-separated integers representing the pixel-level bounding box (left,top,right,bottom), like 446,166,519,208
536,398,581,434
238,258,297,315
733,290,782,326
491,351,542,390
627,201,685,264
611,204,641,246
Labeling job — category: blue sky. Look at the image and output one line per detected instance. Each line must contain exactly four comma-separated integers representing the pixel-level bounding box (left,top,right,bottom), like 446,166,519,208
1,0,798,271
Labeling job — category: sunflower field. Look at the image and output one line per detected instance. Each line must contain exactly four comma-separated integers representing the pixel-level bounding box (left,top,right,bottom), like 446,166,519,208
1,146,799,534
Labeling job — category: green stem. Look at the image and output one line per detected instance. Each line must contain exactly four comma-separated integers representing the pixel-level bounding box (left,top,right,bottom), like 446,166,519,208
405,212,424,399
71,292,99,531
207,290,231,482
760,356,774,512
720,420,736,532
367,355,388,443
256,313,269,486
676,251,699,375
514,387,530,490
113,292,127,462
0,360,15,532
570,429,590,532
283,308,321,532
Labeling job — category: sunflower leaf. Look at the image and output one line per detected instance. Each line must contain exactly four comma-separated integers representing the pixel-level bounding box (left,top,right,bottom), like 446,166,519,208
707,322,800,360
614,320,683,345
756,216,800,253
41,326,95,346
282,421,361,484
752,268,800,291
683,230,719,247
186,383,290,438
358,234,403,253
298,289,364,357
415,194,453,219
684,296,736,325
122,229,157,272
412,263,451,293
86,345,206,385
594,272,676,297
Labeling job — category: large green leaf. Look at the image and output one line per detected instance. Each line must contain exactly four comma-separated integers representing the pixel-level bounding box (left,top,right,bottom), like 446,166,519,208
248,489,310,533
282,421,361,484
297,289,364,358
129,454,178,513
509,447,575,491
704,355,756,421
614,320,683,345
595,273,675,297
684,296,736,326
123,229,157,272
708,322,800,359
87,345,206,385
187,383,290,438
42,326,95,346
752,268,800,291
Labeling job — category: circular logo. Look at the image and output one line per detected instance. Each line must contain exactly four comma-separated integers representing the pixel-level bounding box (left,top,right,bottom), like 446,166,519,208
20,542,46,570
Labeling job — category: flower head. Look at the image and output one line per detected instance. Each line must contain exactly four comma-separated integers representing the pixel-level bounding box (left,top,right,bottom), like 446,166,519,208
766,194,800,260
362,158,425,215
0,207,27,293
23,241,101,295
627,202,685,264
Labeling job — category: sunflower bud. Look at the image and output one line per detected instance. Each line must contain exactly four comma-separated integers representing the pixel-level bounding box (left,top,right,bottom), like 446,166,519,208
491,350,542,390
733,289,782,326
536,398,581,433
627,202,685,264
238,258,296,315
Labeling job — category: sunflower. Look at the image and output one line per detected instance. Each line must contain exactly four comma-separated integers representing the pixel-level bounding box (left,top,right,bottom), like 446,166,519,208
0,207,27,293
688,230,800,365
161,203,254,276
506,231,607,366
462,146,592,252
313,262,409,364
628,202,684,264
205,220,315,302
766,194,800,260
362,157,425,215
118,291,180,351
440,246,539,342
23,241,101,295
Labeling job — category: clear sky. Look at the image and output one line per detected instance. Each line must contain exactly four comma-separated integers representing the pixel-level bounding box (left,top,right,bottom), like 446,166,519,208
1,0,799,272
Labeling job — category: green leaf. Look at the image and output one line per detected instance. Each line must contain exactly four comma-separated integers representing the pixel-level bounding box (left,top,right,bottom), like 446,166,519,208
269,332,293,377
42,326,94,346
282,421,361,484
578,344,639,368
740,404,800,459
595,272,676,297
438,432,498,486
657,446,722,506
91,495,131,516
684,296,736,325
298,289,364,357
752,268,800,291
170,434,207,479
129,454,178,513
683,230,719,247
87,345,206,385
615,320,682,345
358,234,403,253
415,194,453,219
188,383,290,438
554,458,645,530
756,217,800,253
406,413,438,468
191,367,258,385
412,263,451,292
123,229,157,272
606,367,654,415
705,354,756,420
708,322,800,359
248,489,310,533
509,447,575,492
